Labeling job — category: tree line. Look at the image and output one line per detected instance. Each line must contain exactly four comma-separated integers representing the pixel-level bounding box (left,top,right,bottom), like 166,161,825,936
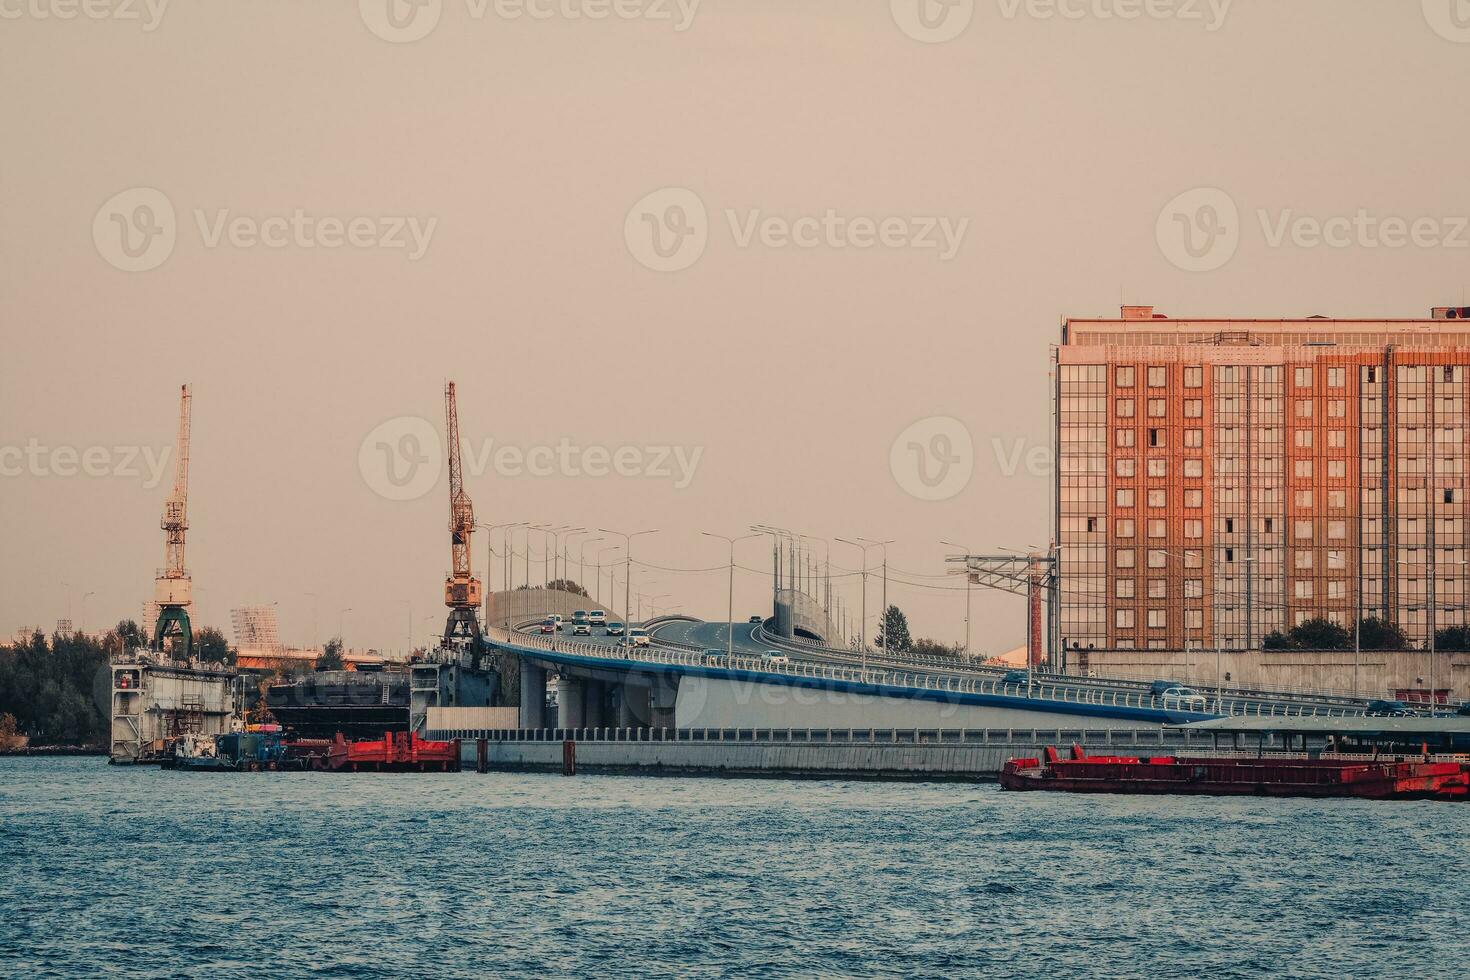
0,621,229,747
1265,616,1470,652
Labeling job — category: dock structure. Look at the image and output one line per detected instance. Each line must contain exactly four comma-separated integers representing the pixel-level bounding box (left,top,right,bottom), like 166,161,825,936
429,726,1219,781
109,650,237,764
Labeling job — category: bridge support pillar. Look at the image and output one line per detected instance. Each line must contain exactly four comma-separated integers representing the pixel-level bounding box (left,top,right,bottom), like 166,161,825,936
649,677,679,729
519,661,546,729
585,680,610,728
557,675,586,729
618,684,649,728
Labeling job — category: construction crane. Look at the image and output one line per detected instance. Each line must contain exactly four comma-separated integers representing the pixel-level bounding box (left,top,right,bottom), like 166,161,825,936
442,382,483,651
153,384,194,660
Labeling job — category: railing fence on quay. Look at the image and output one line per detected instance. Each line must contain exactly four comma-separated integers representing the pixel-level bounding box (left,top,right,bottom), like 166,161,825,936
427,725,1211,747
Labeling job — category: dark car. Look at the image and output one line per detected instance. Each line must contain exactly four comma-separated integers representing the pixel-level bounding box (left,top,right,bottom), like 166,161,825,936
748,615,763,624
1457,703,1470,717
1366,699,1413,717
1002,670,1031,686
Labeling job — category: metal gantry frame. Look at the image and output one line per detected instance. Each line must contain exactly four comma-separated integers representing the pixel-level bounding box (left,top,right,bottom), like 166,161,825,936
945,551,1060,672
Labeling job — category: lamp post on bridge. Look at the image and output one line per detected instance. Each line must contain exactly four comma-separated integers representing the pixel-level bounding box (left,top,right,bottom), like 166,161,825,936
836,537,880,672
599,527,658,647
859,537,894,653
577,535,604,595
942,540,973,658
703,530,761,660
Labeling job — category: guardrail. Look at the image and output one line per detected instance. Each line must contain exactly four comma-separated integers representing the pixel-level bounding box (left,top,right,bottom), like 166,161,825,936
487,626,1364,720
431,725,1211,746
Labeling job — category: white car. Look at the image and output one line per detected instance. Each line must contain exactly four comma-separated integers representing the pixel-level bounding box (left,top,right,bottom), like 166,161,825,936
761,650,790,666
630,629,651,648
551,614,564,631
1159,687,1209,711
589,610,607,626
572,623,591,636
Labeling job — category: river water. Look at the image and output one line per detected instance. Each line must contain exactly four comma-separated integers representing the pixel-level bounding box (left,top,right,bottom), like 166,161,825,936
2,758,1466,978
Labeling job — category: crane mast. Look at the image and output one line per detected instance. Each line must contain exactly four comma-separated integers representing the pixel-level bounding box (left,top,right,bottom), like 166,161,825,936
153,384,194,659
443,382,483,648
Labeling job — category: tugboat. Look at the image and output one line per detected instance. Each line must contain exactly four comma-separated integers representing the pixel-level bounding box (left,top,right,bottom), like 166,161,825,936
1001,745,1470,801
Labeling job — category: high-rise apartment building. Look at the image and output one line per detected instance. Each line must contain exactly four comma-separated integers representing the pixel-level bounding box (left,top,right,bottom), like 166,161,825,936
1055,306,1470,656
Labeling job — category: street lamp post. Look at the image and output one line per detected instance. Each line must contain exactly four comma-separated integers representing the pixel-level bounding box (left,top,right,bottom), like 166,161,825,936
859,537,894,651
836,537,879,671
599,527,658,646
578,535,604,593
942,540,973,657
704,530,760,659
338,607,352,647
594,545,621,606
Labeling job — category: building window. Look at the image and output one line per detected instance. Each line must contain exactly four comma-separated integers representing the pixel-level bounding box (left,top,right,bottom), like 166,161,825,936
1328,429,1345,448
1116,366,1135,387
1116,518,1135,538
1185,489,1203,508
1328,490,1346,509
1148,459,1168,478
1328,400,1346,418
1116,429,1135,448
1147,609,1166,629
1295,580,1315,599
1148,489,1166,508
1146,578,1165,599
1296,400,1314,419
1116,489,1135,508
1185,520,1203,539
1184,366,1203,388
1148,399,1166,418
1148,367,1166,388
1329,520,1346,540
1116,578,1135,599
1295,520,1313,539
1328,367,1345,388
1116,398,1135,418
1115,458,1135,478
1295,551,1313,569
1183,459,1203,478
1296,490,1314,508
1116,549,1136,569
1295,367,1313,388
1327,460,1346,478
1185,550,1204,568
1184,399,1202,418
1184,429,1202,448
1185,578,1203,598
1148,519,1166,538
1116,609,1135,628
1185,609,1204,629
1148,550,1167,569
1295,459,1313,477
1148,428,1165,447
1295,430,1313,448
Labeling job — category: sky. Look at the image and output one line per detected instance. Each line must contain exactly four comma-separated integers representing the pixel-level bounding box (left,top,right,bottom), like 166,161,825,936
3,0,1470,655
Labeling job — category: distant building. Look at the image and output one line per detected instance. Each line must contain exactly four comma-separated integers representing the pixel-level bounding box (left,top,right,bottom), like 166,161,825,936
231,605,282,656
1055,305,1470,658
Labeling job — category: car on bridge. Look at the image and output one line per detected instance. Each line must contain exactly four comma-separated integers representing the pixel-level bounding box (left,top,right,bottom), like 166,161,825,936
1002,670,1031,686
606,622,625,636
630,629,651,648
1366,699,1414,717
572,610,588,626
1158,686,1209,711
703,649,727,665
589,610,606,627
761,650,790,666
551,614,564,631
572,622,591,636
748,615,763,624
538,619,556,634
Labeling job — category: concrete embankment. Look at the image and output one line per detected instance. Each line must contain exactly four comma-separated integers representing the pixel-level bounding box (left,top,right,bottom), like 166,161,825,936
440,727,1216,781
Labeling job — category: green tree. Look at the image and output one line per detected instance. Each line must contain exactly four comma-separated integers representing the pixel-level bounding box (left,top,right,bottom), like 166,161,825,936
195,627,233,665
875,605,912,652
1361,617,1410,650
1287,617,1352,651
315,636,345,672
1262,630,1292,650
1434,624,1470,652
547,579,589,597
911,637,964,658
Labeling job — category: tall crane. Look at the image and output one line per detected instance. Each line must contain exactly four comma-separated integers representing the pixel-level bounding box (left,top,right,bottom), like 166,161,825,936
442,382,483,650
153,384,194,659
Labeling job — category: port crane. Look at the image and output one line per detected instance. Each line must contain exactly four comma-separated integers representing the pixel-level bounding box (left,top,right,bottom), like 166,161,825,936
153,384,194,659
442,382,483,652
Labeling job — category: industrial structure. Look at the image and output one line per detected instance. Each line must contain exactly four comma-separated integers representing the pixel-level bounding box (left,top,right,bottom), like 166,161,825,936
111,386,238,764
230,605,282,657
1054,306,1470,681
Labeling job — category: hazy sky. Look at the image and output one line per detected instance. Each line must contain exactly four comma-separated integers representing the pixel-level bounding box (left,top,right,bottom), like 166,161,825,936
4,1,1470,654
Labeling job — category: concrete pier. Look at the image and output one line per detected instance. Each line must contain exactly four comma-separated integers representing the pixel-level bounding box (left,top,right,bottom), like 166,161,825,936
438,726,1216,781
557,676,585,729
519,661,546,730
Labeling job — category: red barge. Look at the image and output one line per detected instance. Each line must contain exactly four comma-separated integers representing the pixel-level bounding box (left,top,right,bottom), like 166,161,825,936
1001,745,1470,801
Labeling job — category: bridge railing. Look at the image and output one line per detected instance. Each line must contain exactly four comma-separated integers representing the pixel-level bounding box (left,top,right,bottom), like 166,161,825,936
486,626,1363,720
431,725,1212,747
